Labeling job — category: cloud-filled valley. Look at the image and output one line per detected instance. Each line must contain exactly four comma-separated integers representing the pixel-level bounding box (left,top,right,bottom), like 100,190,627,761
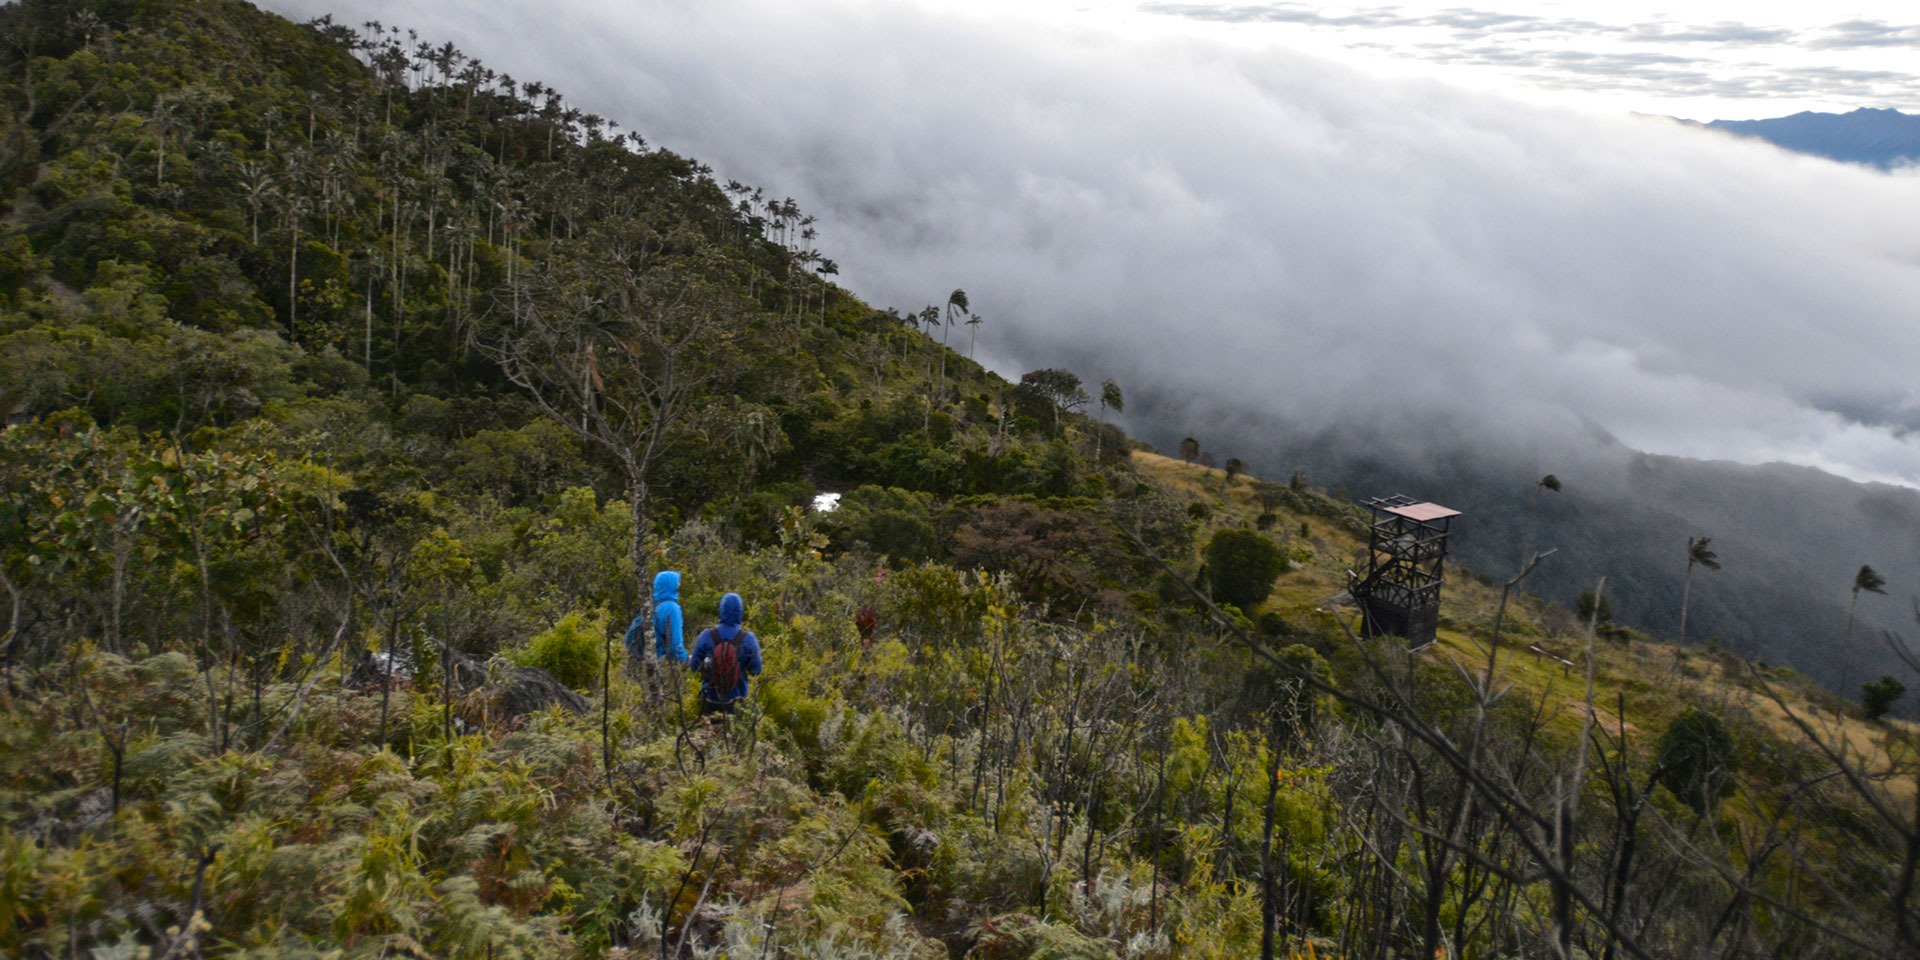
278,0,1920,487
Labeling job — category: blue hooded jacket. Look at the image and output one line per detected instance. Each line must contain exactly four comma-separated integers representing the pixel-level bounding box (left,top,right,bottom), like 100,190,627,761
625,571,686,663
689,592,762,703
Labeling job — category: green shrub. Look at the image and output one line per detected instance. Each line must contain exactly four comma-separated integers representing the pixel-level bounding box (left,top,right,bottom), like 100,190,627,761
1863,675,1906,721
1273,643,1334,735
830,485,941,562
722,480,816,547
1204,529,1287,610
514,610,606,691
1654,708,1739,812
1576,590,1614,625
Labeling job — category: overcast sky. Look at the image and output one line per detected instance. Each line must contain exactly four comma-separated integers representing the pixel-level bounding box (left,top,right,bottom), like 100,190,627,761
268,0,1920,485
1094,0,1920,119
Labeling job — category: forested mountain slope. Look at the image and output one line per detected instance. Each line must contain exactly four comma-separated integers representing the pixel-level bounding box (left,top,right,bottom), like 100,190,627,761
0,2,1916,958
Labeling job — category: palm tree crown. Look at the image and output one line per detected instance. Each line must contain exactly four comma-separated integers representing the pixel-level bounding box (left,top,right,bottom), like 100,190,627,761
1853,564,1887,598
944,289,968,340
1687,537,1720,571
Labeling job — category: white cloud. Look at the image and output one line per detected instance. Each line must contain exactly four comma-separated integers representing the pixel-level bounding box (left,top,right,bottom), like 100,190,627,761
272,0,1920,484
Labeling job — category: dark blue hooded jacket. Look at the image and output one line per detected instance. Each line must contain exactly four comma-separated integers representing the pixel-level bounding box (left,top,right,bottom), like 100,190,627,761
689,592,761,703
625,571,686,663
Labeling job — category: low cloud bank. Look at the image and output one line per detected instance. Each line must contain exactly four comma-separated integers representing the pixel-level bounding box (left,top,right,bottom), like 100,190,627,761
277,0,1920,486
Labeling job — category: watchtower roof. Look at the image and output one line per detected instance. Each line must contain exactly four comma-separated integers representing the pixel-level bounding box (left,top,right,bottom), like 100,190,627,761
1382,502,1461,523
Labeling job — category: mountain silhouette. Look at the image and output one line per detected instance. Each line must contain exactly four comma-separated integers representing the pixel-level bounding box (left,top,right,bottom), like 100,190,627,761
1704,107,1920,170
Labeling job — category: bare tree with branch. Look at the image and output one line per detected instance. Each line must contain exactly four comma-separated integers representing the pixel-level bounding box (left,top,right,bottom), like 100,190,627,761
489,226,747,579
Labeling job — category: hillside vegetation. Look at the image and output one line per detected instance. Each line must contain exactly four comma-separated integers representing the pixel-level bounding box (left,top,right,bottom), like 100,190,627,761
0,2,1916,958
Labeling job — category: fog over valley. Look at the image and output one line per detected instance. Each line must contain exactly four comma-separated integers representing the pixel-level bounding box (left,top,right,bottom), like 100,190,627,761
267,0,1920,684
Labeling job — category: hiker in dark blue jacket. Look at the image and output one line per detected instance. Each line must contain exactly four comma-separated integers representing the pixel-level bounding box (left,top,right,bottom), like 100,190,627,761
625,571,687,664
688,592,762,715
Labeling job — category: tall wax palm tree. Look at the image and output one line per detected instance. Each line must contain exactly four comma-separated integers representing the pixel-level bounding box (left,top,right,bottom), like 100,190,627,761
1846,564,1887,644
966,313,983,358
235,160,273,245
281,190,310,341
1844,564,1888,687
1679,535,1720,644
147,98,181,187
916,305,940,431
815,258,839,323
355,247,383,374
938,288,967,399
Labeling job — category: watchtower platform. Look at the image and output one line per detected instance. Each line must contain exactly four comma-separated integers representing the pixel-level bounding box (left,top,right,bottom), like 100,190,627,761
1347,495,1460,650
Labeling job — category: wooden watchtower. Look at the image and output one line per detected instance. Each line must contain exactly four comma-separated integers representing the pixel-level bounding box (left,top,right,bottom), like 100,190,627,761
1347,495,1460,650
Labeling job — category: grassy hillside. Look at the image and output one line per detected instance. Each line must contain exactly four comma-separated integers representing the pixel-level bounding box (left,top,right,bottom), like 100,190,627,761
1218,420,1920,701
1135,451,1918,800
0,2,1916,958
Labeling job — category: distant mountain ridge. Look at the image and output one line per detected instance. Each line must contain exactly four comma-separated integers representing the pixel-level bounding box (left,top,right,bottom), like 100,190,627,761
1702,107,1920,170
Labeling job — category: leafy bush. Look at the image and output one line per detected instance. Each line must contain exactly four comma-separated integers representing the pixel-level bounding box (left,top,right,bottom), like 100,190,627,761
1576,590,1614,625
944,498,1132,612
1239,643,1332,737
1654,708,1739,811
513,610,606,691
1863,675,1906,720
722,479,817,547
831,485,942,562
1203,529,1287,610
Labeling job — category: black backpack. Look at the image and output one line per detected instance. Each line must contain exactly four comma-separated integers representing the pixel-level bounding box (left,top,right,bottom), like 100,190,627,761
705,630,741,699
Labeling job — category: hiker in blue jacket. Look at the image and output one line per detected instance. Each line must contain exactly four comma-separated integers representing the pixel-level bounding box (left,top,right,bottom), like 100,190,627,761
688,592,762,715
625,571,687,664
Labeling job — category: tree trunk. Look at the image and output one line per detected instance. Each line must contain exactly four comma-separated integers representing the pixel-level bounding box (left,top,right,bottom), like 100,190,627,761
1679,561,1694,644
1095,401,1105,464
1553,803,1575,958
937,324,949,400
364,272,374,374
1260,737,1282,960
1844,590,1859,691
288,220,299,340
1522,485,1540,574
0,565,21,662
1420,833,1448,960
628,469,650,596
377,608,396,747
601,622,614,788
109,534,130,654
1602,800,1643,960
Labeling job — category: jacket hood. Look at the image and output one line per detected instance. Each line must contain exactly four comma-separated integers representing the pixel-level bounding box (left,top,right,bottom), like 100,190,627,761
718,592,744,635
652,570,680,604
